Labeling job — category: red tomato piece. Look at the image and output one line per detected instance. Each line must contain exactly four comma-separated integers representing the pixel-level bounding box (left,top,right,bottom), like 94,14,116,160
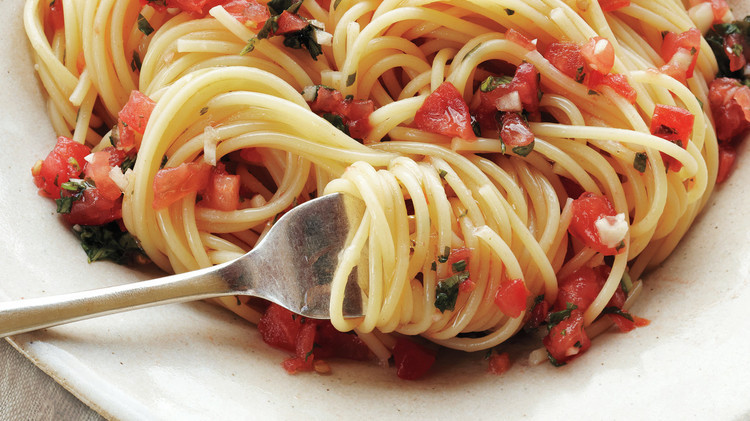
724,34,748,73
166,0,208,14
392,337,436,380
598,0,630,11
525,297,550,329
459,278,476,294
83,149,124,201
488,352,512,375
555,266,605,312
506,28,535,51
47,0,65,32
200,166,240,211
716,144,736,183
308,87,375,140
499,112,534,147
152,161,212,209
609,313,650,333
581,37,615,74
660,29,701,81
599,73,637,104
218,0,269,25
118,91,156,135
474,63,540,130
32,136,91,198
275,10,308,35
695,0,730,22
543,309,590,364
650,104,694,172
313,323,371,361
709,78,750,142
545,42,585,80
414,81,475,140
63,188,122,226
239,147,264,164
258,303,303,352
494,278,530,318
446,247,472,268
568,192,623,255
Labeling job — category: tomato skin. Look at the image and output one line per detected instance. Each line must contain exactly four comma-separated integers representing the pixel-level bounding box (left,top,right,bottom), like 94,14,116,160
555,266,605,312
200,166,240,211
709,78,750,142
724,34,748,73
600,73,637,104
446,247,472,268
543,309,590,364
152,162,212,209
650,104,694,172
217,0,269,25
414,81,476,140
275,10,308,34
308,87,374,140
716,144,736,184
32,136,91,198
660,29,701,81
499,112,534,147
487,352,512,375
118,91,156,135
568,192,622,255
392,337,436,380
83,148,127,201
598,0,630,11
546,42,586,80
581,37,615,74
63,188,123,226
313,323,371,361
494,278,530,318
258,303,303,352
525,297,549,329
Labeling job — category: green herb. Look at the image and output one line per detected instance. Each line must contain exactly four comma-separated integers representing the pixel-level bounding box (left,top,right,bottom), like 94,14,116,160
620,271,633,295
333,0,342,9
601,306,634,322
120,155,136,172
434,271,470,312
547,302,577,329
309,190,318,199
430,261,437,271
137,13,154,36
690,46,697,55
282,24,323,60
146,0,167,7
73,222,144,264
732,43,744,57
160,155,168,169
512,140,535,157
479,75,513,92
575,66,585,83
55,179,94,214
130,51,142,72
705,19,750,80
587,89,599,95
451,259,467,272
438,169,448,179
241,0,322,60
547,351,566,367
633,152,647,172
200,106,209,115
346,72,357,87
615,240,625,251
504,8,515,15
322,113,349,135
471,115,481,137
437,245,450,263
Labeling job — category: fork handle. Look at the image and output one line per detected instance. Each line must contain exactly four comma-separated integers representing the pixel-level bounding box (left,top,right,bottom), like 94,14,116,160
0,263,234,338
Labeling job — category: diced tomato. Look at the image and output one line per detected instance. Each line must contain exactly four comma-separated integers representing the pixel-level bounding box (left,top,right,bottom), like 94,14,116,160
275,10,308,35
391,337,436,380
545,42,586,80
487,352,512,375
691,0,730,22
568,192,623,255
217,0,269,25
459,278,476,293
152,161,212,209
46,0,64,32
660,29,701,81
315,0,331,9
506,28,535,51
716,144,736,183
200,165,240,211
414,82,476,140
239,148,264,164
598,0,630,11
118,91,156,135
581,37,615,75
282,319,317,373
724,33,748,73
494,278,530,318
166,0,207,14
83,149,127,201
650,104,694,172
499,112,534,148
63,188,122,226
308,86,375,140
525,296,550,329
543,309,590,364
446,247,472,268
555,266,605,312
32,136,91,198
474,63,540,130
509,63,541,113
76,51,86,75
609,313,650,333
599,73,637,104
313,323,371,361
116,120,136,151
258,303,303,352
709,78,750,142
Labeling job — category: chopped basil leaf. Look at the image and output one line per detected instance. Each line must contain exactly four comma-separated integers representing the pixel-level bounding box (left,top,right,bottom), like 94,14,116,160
547,302,577,329
55,196,77,214
504,8,515,15
120,155,136,172
430,261,437,271
346,72,357,87
512,140,535,157
130,51,142,72
322,113,349,135
200,106,209,115
690,46,697,55
240,38,258,55
434,270,470,312
333,0,342,9
575,66,585,83
601,306,634,322
705,19,750,80
438,169,448,179
137,13,154,36
547,351,566,367
587,89,599,95
73,222,144,264
471,115,481,137
437,245,450,263
282,24,323,61
633,152,647,172
479,75,513,92
732,43,744,57
620,271,633,294
160,155,168,169
451,259,467,273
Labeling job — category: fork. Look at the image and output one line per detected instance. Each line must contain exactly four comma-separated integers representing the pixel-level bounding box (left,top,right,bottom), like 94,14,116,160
0,193,366,338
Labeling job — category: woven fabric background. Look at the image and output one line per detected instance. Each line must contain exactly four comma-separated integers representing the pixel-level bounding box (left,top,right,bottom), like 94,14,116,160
0,340,104,420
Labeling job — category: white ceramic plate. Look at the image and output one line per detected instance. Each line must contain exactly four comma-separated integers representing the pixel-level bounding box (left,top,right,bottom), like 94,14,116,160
3,1,750,419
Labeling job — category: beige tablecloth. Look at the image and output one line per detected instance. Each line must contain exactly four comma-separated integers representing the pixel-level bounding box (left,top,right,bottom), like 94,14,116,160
0,339,103,420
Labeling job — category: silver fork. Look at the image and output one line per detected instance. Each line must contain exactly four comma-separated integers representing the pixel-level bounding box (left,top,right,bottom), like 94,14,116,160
0,193,366,337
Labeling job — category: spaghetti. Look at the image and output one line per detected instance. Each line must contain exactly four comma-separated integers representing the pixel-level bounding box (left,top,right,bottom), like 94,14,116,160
25,0,750,376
